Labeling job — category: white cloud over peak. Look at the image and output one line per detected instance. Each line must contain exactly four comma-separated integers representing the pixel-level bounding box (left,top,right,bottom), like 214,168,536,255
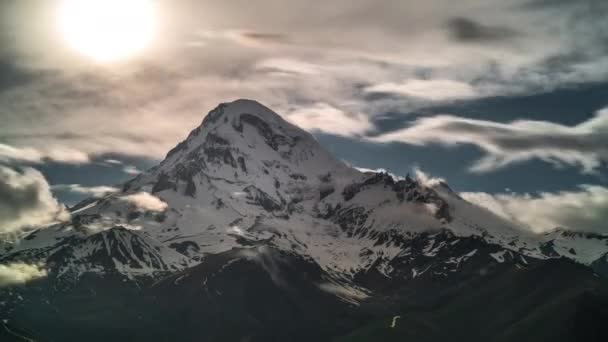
119,192,167,212
414,168,446,187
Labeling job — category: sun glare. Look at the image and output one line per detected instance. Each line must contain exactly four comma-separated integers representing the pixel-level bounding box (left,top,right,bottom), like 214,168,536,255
57,0,157,62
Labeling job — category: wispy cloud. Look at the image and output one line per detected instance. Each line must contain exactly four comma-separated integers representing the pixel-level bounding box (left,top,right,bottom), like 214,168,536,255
192,29,288,48
0,143,90,165
103,159,123,165
365,79,480,101
462,185,608,233
372,107,608,173
255,58,320,75
287,103,373,137
122,165,142,175
51,184,119,197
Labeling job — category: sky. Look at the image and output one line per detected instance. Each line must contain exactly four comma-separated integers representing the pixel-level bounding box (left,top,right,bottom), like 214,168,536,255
0,0,607,235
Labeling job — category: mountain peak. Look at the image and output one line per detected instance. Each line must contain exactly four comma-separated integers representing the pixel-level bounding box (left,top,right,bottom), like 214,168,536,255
123,99,355,203
199,99,286,131
222,98,281,119
159,99,340,171
159,99,312,165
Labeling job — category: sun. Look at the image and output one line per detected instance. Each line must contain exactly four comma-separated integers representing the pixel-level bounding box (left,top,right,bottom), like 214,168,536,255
57,0,157,62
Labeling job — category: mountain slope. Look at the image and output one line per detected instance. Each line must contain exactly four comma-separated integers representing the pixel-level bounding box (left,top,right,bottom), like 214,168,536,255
338,260,608,342
9,99,605,277
2,99,608,341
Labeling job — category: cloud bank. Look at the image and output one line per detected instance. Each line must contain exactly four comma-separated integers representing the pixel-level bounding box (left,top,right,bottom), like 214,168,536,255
0,166,70,234
461,185,608,233
0,263,48,287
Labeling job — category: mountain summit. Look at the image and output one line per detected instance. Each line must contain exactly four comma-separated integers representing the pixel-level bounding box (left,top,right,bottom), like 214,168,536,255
2,100,608,341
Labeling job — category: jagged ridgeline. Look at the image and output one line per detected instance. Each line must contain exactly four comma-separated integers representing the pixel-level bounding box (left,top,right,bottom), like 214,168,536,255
2,100,607,342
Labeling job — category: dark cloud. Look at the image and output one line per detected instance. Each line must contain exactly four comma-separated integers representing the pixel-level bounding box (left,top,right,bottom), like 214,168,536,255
0,58,39,94
446,17,519,43
524,0,604,9
540,52,589,74
238,32,288,44
0,169,41,212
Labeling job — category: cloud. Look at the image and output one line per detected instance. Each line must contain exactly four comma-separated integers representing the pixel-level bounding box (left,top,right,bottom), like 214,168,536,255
461,185,608,233
104,159,123,165
192,29,288,48
0,58,38,93
0,166,70,235
287,103,373,137
354,166,390,174
227,225,245,236
0,143,90,165
318,281,369,303
352,166,404,182
51,184,119,197
413,168,446,187
234,32,288,46
0,0,607,165
365,79,480,101
446,17,519,43
0,262,48,287
102,159,142,175
524,0,601,10
372,107,608,173
255,58,320,75
0,144,44,164
119,192,167,212
122,165,141,175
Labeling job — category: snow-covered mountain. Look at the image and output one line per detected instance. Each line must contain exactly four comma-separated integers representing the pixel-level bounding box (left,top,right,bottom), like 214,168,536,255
2,99,607,342
5,99,606,280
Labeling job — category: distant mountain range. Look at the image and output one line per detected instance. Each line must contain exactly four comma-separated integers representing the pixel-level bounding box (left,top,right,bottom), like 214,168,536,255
2,99,607,341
